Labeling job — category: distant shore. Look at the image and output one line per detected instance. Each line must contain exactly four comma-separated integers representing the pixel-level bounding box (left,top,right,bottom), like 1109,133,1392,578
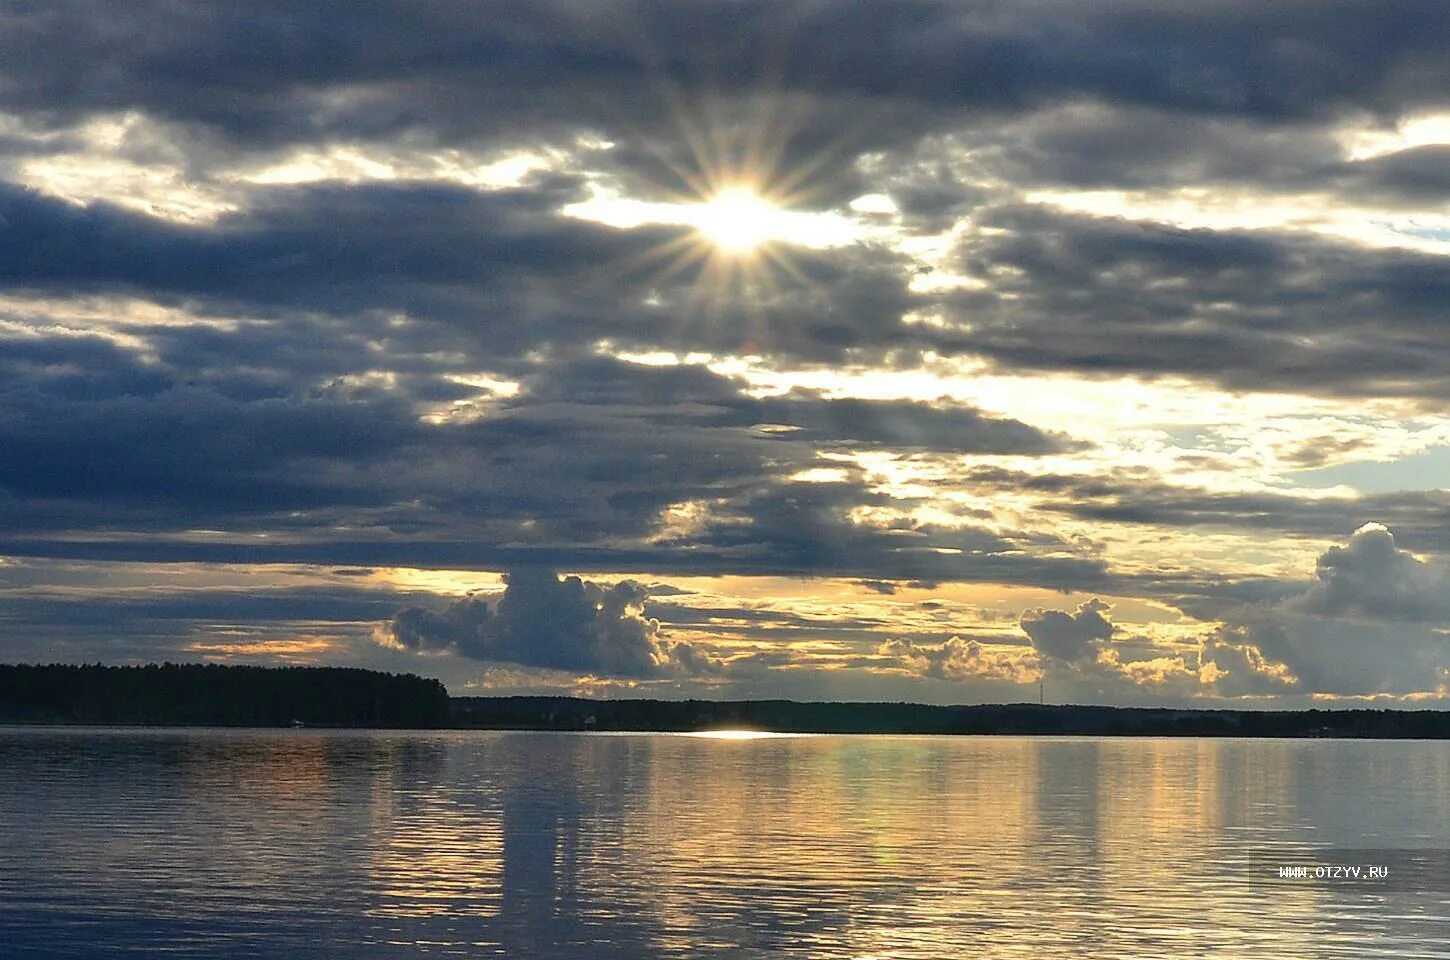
450,695,1450,738
0,663,451,728
3,664,1449,737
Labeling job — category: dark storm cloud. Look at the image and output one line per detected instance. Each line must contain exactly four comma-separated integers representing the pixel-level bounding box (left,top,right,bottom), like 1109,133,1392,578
10,1,1450,151
662,477,1108,589
752,394,1076,454
968,107,1343,193
0,330,1099,588
9,82,1450,400
9,0,1450,264
642,599,908,646
525,355,1078,454
963,104,1450,208
1342,145,1450,202
0,344,786,542
960,466,1450,554
0,383,410,512
936,207,1450,397
0,180,656,338
920,103,1450,205
0,584,419,631
0,534,1112,596
0,180,929,363
383,568,718,678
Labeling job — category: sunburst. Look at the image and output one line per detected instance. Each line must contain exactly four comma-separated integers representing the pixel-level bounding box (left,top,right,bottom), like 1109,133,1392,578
582,169,857,355
690,186,779,256
560,78,876,355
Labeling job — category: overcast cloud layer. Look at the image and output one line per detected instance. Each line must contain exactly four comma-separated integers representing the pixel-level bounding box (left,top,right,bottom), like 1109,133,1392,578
2,0,1448,705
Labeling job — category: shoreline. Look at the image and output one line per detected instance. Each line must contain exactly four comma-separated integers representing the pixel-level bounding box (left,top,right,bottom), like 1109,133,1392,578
5,665,1447,737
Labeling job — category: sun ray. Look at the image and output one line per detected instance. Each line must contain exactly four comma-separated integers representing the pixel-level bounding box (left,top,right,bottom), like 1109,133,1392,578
545,21,888,358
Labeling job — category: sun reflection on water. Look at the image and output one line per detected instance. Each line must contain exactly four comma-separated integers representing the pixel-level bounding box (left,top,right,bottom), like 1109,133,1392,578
1,732,1446,958
677,729,807,740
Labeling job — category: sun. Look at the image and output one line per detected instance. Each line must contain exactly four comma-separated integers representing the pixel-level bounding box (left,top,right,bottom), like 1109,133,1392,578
690,186,778,255
555,87,866,336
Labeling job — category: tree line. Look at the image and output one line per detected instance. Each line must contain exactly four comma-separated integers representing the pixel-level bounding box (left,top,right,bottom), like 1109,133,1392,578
0,663,451,727
452,695,1450,737
5,666,1448,735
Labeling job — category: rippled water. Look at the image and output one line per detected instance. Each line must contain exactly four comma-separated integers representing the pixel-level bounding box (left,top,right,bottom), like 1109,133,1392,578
0,729,1447,957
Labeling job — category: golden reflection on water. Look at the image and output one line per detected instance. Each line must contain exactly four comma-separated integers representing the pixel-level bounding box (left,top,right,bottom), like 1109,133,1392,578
677,729,806,740
1,731,1447,958
353,735,1448,958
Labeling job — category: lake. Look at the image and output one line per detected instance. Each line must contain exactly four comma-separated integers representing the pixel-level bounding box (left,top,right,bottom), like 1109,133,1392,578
0,729,1446,957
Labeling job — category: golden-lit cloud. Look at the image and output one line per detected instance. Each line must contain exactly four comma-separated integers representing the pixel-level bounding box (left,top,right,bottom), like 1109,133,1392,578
6,0,1450,707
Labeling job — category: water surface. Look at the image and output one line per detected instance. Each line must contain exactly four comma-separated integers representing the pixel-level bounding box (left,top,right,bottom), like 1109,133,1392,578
0,729,1446,957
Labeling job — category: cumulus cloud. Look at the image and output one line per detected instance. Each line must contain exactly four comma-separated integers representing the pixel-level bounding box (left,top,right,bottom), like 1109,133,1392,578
1221,612,1446,698
1195,629,1300,697
998,527,1450,700
1014,599,1228,699
1093,648,1202,692
387,595,494,656
1019,598,1115,664
1204,525,1450,697
382,569,719,678
878,636,1035,683
1294,522,1450,621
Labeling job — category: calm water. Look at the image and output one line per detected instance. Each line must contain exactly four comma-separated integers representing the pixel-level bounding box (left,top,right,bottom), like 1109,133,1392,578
0,730,1447,958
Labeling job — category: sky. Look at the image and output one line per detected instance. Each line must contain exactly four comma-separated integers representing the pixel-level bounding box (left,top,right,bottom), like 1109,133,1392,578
2,0,1449,707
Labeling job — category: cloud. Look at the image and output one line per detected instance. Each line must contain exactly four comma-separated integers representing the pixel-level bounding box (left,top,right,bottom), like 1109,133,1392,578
0,337,1107,589
1195,629,1299,697
0,581,424,664
939,206,1450,399
1221,612,1446,698
1019,598,1114,664
382,569,718,678
963,466,1450,555
878,636,1035,683
751,392,1079,455
1203,525,1450,697
0,180,672,343
1009,599,1302,701
7,0,1450,706
1295,522,1450,621
523,355,1078,455
14,1,1450,157
939,103,1450,210
671,478,1108,589
387,595,494,655
12,4,1450,399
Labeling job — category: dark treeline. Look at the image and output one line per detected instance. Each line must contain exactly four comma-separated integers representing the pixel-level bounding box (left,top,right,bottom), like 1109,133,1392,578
0,663,451,727
5,667,1449,735
452,696,1450,738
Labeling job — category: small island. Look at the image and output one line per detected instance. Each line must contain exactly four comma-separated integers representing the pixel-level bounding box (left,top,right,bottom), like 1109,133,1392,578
2,664,1449,737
